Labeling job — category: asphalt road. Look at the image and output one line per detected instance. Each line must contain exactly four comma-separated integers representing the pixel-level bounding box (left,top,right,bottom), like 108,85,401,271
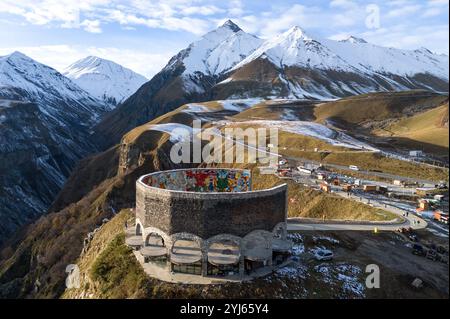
287,189,427,232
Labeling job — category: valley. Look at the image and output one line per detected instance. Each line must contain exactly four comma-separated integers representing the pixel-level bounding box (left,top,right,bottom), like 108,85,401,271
0,19,448,300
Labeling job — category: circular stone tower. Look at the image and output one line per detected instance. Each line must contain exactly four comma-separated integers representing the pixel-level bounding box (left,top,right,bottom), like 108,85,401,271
126,168,291,283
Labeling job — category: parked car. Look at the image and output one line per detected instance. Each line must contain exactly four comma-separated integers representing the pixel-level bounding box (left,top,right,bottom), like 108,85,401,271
314,249,334,261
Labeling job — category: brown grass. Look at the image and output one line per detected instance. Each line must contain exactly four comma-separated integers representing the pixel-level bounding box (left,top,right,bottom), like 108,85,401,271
251,171,398,221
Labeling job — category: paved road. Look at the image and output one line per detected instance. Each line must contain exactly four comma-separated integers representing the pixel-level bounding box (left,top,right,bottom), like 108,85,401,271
286,180,428,232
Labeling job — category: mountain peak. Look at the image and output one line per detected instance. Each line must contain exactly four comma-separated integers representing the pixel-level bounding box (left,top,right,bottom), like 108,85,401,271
69,56,112,68
64,56,147,105
415,47,432,54
3,51,32,62
341,36,368,44
220,19,242,32
282,26,311,41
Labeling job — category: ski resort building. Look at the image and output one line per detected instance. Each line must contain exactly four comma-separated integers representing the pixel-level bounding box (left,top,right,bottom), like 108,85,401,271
126,168,291,283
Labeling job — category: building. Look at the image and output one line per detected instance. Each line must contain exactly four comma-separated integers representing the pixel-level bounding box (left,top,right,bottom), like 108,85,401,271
393,180,404,186
297,167,312,175
126,168,291,283
415,187,443,197
418,199,429,211
363,185,377,192
409,150,423,157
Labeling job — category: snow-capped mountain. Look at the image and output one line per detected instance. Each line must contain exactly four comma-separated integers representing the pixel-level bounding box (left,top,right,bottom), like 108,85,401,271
95,20,449,147
170,20,263,76
0,51,107,243
94,20,263,145
64,56,147,106
0,51,105,109
233,26,448,79
225,26,448,99
233,27,357,72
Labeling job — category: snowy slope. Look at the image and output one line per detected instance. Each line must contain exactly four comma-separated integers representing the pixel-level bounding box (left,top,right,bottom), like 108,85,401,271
167,20,263,77
233,26,449,80
323,38,449,80
0,52,108,243
233,27,357,72
64,56,147,106
0,52,104,109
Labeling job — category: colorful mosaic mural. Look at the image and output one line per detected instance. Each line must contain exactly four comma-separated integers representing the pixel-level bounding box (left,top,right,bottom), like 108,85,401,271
142,169,252,192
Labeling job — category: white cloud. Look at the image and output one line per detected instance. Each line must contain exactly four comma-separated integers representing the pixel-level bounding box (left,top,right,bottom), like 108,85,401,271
386,4,422,18
80,19,102,33
228,0,244,16
360,23,449,54
427,0,449,6
422,7,442,17
181,5,223,16
329,0,358,9
0,0,214,35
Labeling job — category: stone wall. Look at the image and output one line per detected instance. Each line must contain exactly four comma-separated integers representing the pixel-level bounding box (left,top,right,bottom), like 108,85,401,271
136,169,287,239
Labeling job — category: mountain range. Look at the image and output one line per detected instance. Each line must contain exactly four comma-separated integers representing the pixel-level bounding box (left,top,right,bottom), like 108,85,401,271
0,19,448,245
94,20,449,147
0,20,448,298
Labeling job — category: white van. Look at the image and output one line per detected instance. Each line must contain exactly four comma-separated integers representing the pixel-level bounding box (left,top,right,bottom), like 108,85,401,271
349,165,359,171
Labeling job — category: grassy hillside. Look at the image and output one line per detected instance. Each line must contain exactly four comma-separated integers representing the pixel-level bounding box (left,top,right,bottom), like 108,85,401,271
314,91,448,125
378,103,449,149
321,152,448,182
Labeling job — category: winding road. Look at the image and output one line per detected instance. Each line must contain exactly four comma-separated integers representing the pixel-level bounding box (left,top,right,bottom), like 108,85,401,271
286,184,428,232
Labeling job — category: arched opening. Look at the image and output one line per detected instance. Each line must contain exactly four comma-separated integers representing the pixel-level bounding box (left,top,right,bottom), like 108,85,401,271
243,231,272,274
140,233,168,266
272,223,291,265
207,239,240,277
170,238,203,275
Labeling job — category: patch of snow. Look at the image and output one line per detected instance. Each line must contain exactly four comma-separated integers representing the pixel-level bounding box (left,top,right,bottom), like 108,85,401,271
281,109,299,120
217,120,378,150
313,236,340,244
182,103,211,113
275,264,308,279
217,77,233,84
314,263,365,297
288,233,305,256
218,98,263,111
144,123,199,143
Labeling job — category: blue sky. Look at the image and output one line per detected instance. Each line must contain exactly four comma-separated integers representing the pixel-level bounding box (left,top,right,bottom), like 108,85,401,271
0,0,448,78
